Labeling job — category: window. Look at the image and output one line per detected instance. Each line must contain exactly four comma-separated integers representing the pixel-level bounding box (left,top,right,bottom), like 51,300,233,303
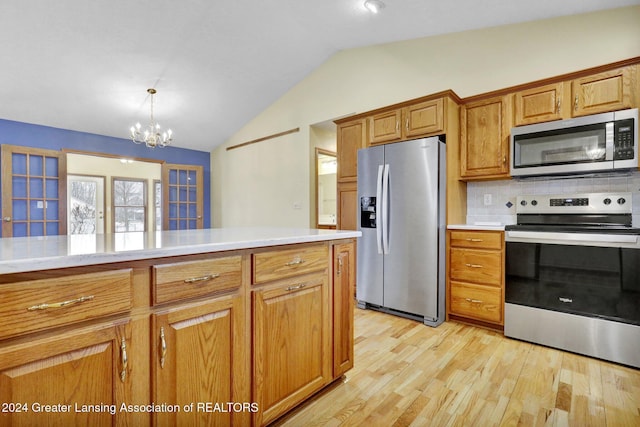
112,178,146,232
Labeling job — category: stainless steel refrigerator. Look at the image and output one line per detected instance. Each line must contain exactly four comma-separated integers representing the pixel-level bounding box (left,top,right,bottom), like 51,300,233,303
357,137,446,326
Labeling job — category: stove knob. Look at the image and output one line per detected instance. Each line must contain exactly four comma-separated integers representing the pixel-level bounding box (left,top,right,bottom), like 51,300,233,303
617,197,626,205
604,198,612,205
531,200,538,206
520,200,527,206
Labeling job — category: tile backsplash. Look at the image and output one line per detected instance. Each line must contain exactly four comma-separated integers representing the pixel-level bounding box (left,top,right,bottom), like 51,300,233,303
466,171,640,226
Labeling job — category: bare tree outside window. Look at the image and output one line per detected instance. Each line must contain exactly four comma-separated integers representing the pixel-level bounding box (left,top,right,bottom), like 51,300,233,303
69,181,96,234
113,179,146,232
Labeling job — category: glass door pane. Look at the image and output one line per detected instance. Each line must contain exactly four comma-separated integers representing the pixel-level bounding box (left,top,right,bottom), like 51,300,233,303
67,175,105,234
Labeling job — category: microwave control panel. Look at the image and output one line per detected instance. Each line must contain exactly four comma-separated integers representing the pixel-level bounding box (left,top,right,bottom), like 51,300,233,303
614,118,635,160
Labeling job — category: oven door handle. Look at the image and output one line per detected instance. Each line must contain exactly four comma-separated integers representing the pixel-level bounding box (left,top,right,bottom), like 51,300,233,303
506,230,639,245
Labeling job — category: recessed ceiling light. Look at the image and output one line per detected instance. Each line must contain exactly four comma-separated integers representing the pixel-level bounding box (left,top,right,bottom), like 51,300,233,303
364,0,385,14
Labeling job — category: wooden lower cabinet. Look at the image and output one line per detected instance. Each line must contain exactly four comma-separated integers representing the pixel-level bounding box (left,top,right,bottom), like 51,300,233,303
252,273,331,426
152,292,248,427
447,230,505,329
0,321,131,427
332,241,355,377
0,239,356,426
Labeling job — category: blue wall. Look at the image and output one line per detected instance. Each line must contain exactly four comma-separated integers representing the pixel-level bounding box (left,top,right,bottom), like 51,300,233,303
0,118,211,235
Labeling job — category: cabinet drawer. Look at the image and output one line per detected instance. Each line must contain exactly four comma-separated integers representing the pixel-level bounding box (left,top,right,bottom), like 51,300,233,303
153,256,242,304
450,248,502,287
449,230,503,249
0,269,132,340
450,281,502,324
253,244,329,284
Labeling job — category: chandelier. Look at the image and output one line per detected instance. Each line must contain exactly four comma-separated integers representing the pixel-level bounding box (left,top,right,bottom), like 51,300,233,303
130,88,173,148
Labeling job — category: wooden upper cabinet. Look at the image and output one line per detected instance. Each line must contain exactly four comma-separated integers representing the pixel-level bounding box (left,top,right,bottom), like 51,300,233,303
369,98,445,145
572,67,635,116
514,82,564,126
460,96,511,179
369,109,402,144
336,119,366,182
404,98,444,138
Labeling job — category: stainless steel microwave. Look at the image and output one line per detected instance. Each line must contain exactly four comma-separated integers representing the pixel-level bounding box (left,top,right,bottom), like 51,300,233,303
510,108,638,177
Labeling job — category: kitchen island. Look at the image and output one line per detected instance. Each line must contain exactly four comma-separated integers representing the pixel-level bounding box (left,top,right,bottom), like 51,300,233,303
0,227,360,426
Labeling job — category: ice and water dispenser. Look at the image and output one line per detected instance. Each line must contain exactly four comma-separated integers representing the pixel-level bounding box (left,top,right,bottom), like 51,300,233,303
360,197,377,228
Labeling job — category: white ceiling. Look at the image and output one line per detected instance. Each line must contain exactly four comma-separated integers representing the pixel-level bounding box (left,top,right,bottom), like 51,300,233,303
1,0,638,152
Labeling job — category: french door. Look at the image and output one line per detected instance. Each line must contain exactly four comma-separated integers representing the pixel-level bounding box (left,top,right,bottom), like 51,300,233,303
1,145,67,237
162,163,203,230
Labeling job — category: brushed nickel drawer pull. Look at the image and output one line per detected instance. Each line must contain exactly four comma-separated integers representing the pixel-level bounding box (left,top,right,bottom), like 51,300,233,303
466,238,483,242
465,263,483,268
286,284,307,291
559,297,573,303
337,258,343,276
285,257,305,267
120,338,128,382
27,295,95,311
184,273,220,283
574,95,579,111
465,298,483,304
160,327,167,369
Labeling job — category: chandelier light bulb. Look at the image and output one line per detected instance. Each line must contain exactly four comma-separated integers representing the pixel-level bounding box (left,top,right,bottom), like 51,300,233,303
364,0,385,13
130,88,173,148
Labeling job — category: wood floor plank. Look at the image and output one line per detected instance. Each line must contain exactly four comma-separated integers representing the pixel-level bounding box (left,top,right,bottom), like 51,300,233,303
275,309,640,427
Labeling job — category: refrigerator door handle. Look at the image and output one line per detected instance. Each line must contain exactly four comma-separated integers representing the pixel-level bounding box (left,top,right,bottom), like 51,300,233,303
382,163,390,254
375,164,384,254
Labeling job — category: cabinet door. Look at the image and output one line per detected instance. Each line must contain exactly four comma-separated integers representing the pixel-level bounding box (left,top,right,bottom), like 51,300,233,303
337,181,357,231
252,274,331,426
460,96,510,179
336,119,366,182
369,109,402,145
333,241,355,378
572,67,634,116
513,82,564,126
403,98,444,138
152,294,247,427
0,322,130,427
1,145,67,237
161,163,203,230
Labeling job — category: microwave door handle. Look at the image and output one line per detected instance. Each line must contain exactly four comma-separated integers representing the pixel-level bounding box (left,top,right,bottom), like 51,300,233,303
375,164,384,255
605,122,614,160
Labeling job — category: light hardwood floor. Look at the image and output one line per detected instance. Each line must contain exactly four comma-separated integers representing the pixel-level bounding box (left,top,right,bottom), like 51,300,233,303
275,308,640,426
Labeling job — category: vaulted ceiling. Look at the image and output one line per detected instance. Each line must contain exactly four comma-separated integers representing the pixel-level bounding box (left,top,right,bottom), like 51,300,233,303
1,0,638,152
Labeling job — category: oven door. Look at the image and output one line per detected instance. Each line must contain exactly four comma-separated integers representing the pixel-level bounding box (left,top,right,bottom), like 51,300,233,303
505,231,640,325
504,230,640,368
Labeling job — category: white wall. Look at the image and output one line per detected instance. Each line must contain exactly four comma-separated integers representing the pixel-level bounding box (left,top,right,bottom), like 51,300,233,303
211,6,640,228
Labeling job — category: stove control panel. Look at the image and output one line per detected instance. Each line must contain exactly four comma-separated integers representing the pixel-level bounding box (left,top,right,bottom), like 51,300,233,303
516,192,632,214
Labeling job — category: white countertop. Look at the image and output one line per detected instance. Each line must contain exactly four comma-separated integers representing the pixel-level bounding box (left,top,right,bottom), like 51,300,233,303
0,227,361,274
447,223,507,231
